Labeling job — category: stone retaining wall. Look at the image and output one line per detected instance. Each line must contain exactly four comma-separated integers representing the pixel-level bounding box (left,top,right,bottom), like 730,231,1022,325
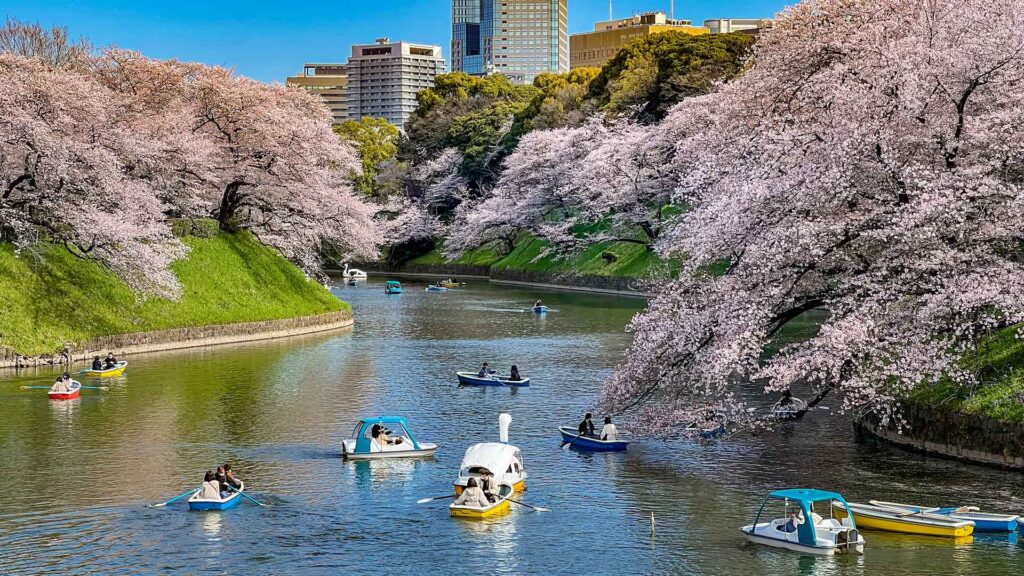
854,402,1024,470
1,310,353,369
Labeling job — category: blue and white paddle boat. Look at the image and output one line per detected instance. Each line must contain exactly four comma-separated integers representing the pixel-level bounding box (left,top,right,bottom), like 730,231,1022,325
342,416,438,460
557,426,628,452
869,500,1019,532
425,284,449,292
456,371,530,387
741,489,865,555
385,280,402,294
188,481,244,511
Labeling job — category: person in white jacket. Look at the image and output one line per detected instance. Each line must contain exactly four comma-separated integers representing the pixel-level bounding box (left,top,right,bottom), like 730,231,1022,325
198,471,222,500
601,416,618,441
453,478,490,508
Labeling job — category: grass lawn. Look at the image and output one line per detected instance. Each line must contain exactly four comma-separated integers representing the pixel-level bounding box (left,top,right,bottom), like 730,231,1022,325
0,231,343,356
911,324,1024,422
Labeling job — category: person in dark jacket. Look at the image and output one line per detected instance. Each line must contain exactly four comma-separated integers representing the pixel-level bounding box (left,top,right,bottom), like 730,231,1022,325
509,365,522,381
577,413,596,437
91,356,102,370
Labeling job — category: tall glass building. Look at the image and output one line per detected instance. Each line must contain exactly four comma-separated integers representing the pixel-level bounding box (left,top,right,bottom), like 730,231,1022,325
452,0,568,84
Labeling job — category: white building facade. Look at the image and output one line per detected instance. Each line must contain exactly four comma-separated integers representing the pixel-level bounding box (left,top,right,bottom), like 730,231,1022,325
344,38,446,127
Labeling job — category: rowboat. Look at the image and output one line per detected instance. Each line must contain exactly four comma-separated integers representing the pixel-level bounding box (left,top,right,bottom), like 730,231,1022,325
450,482,514,519
770,397,807,420
188,480,244,511
439,280,463,288
532,305,549,314
48,380,81,401
833,501,974,537
79,361,127,378
741,489,865,555
342,416,438,460
683,413,728,439
456,372,530,387
453,414,527,496
425,285,448,292
558,426,628,452
385,280,402,294
869,500,1019,532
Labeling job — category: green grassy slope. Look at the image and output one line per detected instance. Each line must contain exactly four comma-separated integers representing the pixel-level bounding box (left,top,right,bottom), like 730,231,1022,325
410,236,667,279
0,231,343,356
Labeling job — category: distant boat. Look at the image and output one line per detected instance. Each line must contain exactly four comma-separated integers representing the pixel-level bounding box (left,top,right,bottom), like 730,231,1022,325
341,416,438,460
79,361,127,378
532,305,549,314
385,280,402,294
558,426,628,452
456,372,530,387
48,380,81,401
342,263,367,279
425,285,448,292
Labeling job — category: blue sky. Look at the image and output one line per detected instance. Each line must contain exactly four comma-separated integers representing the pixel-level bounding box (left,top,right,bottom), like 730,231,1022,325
3,1,789,83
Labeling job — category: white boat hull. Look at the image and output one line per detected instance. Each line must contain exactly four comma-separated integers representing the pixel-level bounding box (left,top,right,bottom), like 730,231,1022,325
742,531,846,556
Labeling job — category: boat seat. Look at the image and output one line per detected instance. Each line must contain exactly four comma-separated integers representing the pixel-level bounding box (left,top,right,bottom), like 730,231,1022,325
840,517,854,528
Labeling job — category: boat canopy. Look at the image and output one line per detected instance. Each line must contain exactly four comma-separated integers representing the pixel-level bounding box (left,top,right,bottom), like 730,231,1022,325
458,442,522,475
352,416,421,453
750,488,856,548
386,280,401,288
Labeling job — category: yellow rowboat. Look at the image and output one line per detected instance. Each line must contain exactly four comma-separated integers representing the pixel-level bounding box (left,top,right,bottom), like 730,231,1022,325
439,280,464,288
450,483,513,519
834,501,974,538
79,361,128,378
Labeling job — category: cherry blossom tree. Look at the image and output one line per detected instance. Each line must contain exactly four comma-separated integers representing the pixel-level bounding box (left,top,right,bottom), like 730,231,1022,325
0,53,188,297
189,66,380,275
600,0,1024,434
445,117,678,257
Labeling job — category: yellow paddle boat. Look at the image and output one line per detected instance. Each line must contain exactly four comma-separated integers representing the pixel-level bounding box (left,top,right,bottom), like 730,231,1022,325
79,361,128,378
833,501,974,537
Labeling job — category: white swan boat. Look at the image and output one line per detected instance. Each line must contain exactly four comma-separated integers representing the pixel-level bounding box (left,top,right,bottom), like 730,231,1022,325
341,263,367,279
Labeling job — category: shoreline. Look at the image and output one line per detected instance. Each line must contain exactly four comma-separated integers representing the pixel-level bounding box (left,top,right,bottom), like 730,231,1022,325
1,310,353,370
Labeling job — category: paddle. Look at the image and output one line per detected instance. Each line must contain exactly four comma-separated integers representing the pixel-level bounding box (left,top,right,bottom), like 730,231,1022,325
508,499,549,512
562,428,581,451
148,488,196,508
79,386,109,391
20,385,107,391
226,484,264,506
417,494,457,504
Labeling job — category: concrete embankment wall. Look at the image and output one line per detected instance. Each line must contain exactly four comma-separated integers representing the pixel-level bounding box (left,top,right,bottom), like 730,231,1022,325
362,263,651,297
855,402,1024,470
0,310,353,369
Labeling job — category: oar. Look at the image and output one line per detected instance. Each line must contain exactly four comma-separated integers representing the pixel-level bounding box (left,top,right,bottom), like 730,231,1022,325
227,485,264,506
148,488,196,508
562,428,580,451
79,386,109,391
20,386,52,390
508,499,549,512
417,494,457,504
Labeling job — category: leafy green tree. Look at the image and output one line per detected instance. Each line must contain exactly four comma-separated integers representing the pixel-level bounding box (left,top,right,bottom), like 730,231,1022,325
589,31,755,122
334,117,399,198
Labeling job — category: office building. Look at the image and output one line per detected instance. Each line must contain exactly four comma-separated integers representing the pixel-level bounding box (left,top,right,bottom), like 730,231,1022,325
703,18,773,34
344,38,446,127
570,11,707,69
286,64,350,125
452,0,569,84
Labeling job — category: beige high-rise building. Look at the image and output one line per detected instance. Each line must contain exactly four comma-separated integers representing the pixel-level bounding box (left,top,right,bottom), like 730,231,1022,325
452,0,569,84
286,64,349,125
344,38,446,127
570,11,708,70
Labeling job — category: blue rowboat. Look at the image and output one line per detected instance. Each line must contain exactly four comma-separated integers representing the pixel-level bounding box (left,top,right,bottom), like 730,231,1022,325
532,306,549,314
869,501,1019,532
558,426,628,452
188,481,244,511
456,372,530,387
426,285,448,292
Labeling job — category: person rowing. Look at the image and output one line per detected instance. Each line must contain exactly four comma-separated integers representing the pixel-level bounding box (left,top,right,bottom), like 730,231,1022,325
577,412,596,438
103,352,118,369
477,362,495,378
534,300,542,309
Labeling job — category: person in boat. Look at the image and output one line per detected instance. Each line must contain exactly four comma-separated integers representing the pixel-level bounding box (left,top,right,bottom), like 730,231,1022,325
509,365,522,381
601,416,618,441
782,511,803,533
91,356,103,370
50,375,69,393
370,423,402,447
103,353,118,369
578,412,596,437
478,470,497,503
453,478,490,508
534,300,542,309
478,362,495,378
778,389,794,407
199,470,222,500
222,463,241,491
